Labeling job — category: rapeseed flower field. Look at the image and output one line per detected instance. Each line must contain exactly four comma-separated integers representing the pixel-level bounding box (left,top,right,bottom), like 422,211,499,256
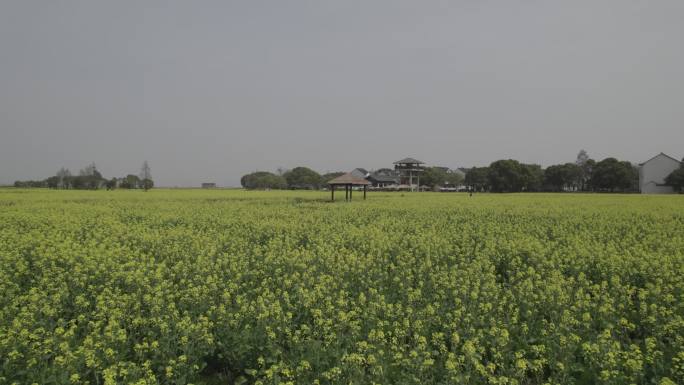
1,189,683,384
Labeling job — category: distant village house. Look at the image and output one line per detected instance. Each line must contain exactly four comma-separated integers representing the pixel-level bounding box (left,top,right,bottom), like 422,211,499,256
639,153,682,194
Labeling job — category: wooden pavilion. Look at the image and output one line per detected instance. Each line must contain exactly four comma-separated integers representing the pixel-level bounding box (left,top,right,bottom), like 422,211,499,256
327,173,370,201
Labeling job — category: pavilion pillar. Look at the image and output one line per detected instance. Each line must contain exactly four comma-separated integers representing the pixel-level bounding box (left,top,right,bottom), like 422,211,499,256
345,185,349,201
363,185,367,200
331,185,335,201
349,184,353,201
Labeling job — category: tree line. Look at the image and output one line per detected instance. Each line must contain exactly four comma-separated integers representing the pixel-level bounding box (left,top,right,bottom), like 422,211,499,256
241,166,467,190
240,150,684,193
464,150,684,193
465,151,642,192
240,167,340,190
666,162,684,193
14,161,154,191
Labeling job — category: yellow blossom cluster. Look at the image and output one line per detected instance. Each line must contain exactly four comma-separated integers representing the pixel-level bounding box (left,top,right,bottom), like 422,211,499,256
0,189,683,384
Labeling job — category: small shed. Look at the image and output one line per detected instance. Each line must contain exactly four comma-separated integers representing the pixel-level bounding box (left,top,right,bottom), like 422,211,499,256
327,173,370,201
201,183,217,189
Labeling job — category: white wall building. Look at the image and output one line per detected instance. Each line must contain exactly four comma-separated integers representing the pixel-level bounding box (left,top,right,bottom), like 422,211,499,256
638,153,681,194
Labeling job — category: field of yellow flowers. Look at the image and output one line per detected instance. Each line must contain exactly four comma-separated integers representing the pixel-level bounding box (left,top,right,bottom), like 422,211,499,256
1,189,683,385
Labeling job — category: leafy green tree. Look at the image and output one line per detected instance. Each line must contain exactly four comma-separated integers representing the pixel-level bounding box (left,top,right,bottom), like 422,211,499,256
70,176,85,189
543,165,565,192
45,176,60,189
321,172,345,183
105,178,118,190
488,160,525,192
421,167,464,189
585,158,596,189
241,171,287,189
445,170,464,187
56,167,72,189
465,167,490,192
485,160,544,192
590,158,638,192
421,167,448,188
544,163,583,191
79,162,104,190
520,163,544,192
576,150,595,191
283,167,322,189
13,180,47,188
665,164,684,193
141,178,154,191
121,174,141,189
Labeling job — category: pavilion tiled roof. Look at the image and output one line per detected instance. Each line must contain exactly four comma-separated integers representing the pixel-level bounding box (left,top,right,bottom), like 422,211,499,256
393,157,424,164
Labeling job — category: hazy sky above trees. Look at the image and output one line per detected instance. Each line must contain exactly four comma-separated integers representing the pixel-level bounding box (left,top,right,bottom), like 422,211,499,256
1,1,683,187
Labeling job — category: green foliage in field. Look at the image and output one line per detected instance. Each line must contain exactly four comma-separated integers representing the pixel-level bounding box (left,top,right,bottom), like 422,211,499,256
1,189,683,384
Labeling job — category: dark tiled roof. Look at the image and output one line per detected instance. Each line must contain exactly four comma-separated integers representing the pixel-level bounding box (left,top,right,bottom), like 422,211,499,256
393,157,424,164
350,168,369,179
368,173,399,183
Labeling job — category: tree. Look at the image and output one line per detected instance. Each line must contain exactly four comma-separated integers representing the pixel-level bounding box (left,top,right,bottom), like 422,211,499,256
70,176,86,189
15,165,106,190
13,180,47,188
241,171,287,189
590,158,638,192
583,159,596,191
421,167,448,189
140,161,153,191
46,176,60,189
283,167,322,189
121,174,141,189
543,165,564,192
105,178,118,190
576,149,589,166
321,172,345,183
630,164,640,192
79,162,104,190
544,163,582,192
484,160,544,192
445,170,465,187
465,167,490,192
421,167,464,189
576,150,595,191
488,160,524,192
520,164,544,192
56,168,72,189
665,165,684,193
141,178,154,190
80,163,98,177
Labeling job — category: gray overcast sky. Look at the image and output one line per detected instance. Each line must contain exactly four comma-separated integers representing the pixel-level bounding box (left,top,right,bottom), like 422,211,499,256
1,1,683,187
